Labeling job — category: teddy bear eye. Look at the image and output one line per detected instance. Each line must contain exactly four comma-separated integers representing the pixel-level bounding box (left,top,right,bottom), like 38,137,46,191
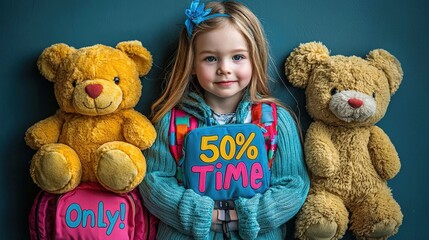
114,77,120,84
330,88,338,95
372,92,376,98
72,80,77,87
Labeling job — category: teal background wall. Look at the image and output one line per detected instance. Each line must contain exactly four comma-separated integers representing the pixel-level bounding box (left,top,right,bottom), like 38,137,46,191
1,0,427,239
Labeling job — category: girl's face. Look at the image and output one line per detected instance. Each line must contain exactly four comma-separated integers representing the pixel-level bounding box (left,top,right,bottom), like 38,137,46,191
193,22,252,109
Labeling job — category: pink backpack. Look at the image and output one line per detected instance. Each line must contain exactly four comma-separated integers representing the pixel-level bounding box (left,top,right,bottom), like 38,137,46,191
29,182,158,240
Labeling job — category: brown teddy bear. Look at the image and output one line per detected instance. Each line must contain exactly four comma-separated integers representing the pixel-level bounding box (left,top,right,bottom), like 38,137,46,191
285,42,403,240
25,41,156,194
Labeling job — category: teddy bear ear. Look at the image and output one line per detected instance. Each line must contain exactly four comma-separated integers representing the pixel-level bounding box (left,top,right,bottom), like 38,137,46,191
37,43,76,82
116,40,153,77
367,49,403,95
285,42,330,88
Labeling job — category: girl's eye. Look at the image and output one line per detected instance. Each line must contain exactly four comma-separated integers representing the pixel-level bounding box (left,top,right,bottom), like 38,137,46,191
205,56,217,62
232,55,244,61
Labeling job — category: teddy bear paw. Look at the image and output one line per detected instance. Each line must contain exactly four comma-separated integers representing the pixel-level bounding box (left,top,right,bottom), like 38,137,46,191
30,144,82,193
96,149,139,192
366,220,396,239
305,218,338,240
95,141,146,193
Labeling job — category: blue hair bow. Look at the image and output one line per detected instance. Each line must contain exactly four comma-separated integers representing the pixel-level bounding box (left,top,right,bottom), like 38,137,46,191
184,0,229,37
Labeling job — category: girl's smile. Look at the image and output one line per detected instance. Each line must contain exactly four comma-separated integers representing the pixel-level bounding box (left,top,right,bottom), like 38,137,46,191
214,80,238,87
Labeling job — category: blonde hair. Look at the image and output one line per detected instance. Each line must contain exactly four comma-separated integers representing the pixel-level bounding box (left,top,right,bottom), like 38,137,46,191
151,1,284,123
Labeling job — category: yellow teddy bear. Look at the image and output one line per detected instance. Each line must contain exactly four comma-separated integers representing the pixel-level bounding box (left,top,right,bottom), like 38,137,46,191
285,42,403,240
25,41,156,194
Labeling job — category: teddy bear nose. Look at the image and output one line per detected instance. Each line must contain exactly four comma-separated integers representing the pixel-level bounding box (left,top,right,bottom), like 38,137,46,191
348,98,363,108
85,84,103,99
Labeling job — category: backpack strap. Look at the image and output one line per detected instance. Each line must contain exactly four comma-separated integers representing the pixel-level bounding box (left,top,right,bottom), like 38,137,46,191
168,107,198,163
251,102,278,168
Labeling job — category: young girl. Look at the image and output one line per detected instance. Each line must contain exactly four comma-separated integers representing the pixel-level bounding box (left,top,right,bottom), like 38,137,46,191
139,1,309,239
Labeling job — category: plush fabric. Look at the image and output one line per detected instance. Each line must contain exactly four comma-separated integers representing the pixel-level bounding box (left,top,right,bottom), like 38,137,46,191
25,41,156,194
285,42,403,240
139,92,310,240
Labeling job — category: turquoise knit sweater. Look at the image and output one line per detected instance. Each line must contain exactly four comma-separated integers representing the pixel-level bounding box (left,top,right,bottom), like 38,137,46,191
139,92,310,240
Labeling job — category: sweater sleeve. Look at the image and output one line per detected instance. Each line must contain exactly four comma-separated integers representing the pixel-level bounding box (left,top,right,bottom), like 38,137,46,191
139,111,214,240
235,107,310,240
